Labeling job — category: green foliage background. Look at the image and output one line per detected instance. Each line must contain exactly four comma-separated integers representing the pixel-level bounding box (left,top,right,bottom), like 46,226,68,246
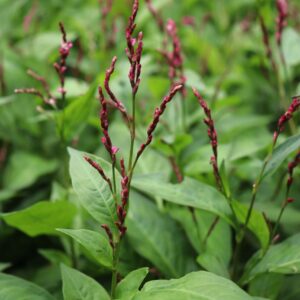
1,0,300,299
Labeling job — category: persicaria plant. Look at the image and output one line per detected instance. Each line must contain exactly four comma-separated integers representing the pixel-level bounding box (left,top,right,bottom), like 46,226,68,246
1,0,300,300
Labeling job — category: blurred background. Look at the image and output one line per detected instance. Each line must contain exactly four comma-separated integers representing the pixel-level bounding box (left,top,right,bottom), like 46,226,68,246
1,0,300,299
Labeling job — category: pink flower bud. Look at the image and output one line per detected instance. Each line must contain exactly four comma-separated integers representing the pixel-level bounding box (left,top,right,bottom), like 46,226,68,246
112,146,119,154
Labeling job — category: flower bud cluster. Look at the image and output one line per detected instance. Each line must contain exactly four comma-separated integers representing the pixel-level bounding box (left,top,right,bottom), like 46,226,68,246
273,96,300,144
125,0,143,96
53,22,73,99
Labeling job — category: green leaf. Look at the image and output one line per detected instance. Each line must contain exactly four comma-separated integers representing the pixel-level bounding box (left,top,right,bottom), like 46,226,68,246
1,201,76,237
233,201,270,250
264,134,300,177
185,130,270,175
243,233,300,283
3,151,57,191
127,192,196,278
249,273,283,300
57,228,113,269
197,253,229,278
278,274,300,300
0,272,55,300
133,271,253,300
68,148,117,233
61,264,110,300
116,267,149,300
132,175,232,223
167,206,231,275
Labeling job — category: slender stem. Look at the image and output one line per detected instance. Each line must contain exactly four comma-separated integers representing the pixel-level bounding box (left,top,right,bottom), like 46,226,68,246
188,207,203,251
59,91,66,144
232,144,275,277
269,171,286,202
112,160,117,195
271,187,290,242
111,90,137,297
271,204,285,241
110,241,121,298
243,150,273,230
128,94,136,171
202,216,220,247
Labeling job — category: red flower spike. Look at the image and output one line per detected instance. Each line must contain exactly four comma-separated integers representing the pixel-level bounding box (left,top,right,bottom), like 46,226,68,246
273,96,300,145
98,87,118,161
125,0,143,96
84,156,113,191
15,69,58,109
193,88,223,191
136,84,183,158
27,69,55,102
161,19,186,98
286,150,300,191
193,88,218,158
104,57,125,112
14,88,44,101
54,22,73,100
120,158,126,178
101,224,114,248
103,57,130,124
126,0,139,57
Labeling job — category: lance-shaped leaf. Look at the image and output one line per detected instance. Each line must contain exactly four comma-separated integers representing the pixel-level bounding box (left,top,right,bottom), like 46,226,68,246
132,175,269,250
1,201,76,237
68,148,118,233
61,264,110,300
132,175,232,222
232,201,270,251
264,134,300,177
133,271,253,300
242,233,300,284
57,228,113,269
0,272,55,300
116,267,149,300
126,192,197,278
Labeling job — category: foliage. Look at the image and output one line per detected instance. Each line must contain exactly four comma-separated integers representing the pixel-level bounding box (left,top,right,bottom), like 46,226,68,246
1,0,300,299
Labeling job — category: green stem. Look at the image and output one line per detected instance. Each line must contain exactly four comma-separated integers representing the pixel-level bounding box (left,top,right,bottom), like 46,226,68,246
110,241,121,298
111,90,137,297
271,187,290,242
232,144,275,277
202,216,220,248
271,204,285,241
112,160,117,195
128,94,136,171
